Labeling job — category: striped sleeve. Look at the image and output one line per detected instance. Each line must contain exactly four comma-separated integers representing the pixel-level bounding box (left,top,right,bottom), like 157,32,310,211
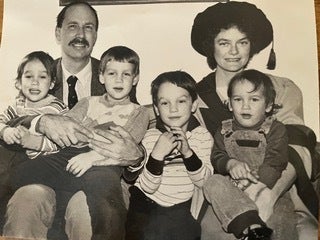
139,129,163,193
0,105,19,133
186,126,214,188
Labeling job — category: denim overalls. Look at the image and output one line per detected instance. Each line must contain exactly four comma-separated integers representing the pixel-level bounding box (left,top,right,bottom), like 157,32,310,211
221,117,273,189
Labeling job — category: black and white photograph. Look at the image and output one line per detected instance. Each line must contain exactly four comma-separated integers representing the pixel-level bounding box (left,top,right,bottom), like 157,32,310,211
0,0,318,239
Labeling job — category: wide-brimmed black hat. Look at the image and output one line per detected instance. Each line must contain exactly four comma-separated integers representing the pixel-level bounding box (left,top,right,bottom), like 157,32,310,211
191,1,274,66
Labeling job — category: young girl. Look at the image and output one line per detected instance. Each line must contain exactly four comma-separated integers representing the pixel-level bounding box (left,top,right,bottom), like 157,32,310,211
125,71,213,240
11,46,150,240
0,51,67,198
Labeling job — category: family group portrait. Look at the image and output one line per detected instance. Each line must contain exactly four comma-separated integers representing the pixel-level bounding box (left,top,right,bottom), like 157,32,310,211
0,0,318,239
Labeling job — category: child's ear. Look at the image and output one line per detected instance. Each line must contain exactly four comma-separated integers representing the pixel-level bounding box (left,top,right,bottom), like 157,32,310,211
227,100,233,112
132,74,139,86
265,103,273,114
15,80,21,90
99,74,105,85
49,80,55,90
191,99,199,113
153,104,160,116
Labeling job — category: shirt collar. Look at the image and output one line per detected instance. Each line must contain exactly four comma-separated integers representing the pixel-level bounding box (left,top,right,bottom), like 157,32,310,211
62,58,92,85
156,115,200,133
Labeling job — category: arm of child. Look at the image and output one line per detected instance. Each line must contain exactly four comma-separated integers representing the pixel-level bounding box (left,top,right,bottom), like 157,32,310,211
1,126,23,145
171,126,213,187
139,131,177,193
87,106,149,169
66,106,150,177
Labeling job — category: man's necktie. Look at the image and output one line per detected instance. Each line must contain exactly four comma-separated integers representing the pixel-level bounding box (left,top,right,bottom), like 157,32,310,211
67,75,78,109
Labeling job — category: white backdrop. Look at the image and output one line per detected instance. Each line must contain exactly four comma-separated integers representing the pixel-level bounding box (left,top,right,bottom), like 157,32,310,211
0,0,319,137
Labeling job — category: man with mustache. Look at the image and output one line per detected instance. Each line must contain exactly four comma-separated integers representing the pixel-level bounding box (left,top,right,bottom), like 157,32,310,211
3,2,144,240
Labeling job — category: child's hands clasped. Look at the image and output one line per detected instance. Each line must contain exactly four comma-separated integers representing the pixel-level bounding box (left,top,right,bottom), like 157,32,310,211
151,127,193,160
151,132,178,160
170,127,193,158
226,159,258,184
3,127,23,144
66,152,93,177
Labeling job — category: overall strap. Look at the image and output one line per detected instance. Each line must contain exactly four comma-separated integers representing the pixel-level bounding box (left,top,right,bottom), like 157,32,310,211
221,119,233,136
258,116,274,135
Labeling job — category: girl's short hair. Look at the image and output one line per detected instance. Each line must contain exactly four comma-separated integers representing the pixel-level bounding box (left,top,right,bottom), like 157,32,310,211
99,46,140,76
16,51,55,85
227,69,276,115
151,70,198,105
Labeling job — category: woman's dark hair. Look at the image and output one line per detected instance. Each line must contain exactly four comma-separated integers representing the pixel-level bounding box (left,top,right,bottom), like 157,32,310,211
56,1,99,31
227,69,276,116
191,2,273,70
151,70,197,106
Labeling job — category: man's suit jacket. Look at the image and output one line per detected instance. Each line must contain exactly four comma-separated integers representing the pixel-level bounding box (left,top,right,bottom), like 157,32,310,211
52,57,106,99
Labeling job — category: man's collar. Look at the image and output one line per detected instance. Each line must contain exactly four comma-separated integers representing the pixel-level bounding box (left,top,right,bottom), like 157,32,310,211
62,58,92,83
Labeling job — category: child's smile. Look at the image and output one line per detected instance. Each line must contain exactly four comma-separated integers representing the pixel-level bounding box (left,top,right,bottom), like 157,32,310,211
154,82,197,132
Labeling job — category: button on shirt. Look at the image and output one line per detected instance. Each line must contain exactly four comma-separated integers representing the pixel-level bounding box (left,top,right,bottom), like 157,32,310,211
62,59,92,105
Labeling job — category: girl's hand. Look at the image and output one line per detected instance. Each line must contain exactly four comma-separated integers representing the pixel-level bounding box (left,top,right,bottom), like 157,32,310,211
151,132,178,160
226,159,258,183
170,127,193,158
3,127,22,144
66,153,93,177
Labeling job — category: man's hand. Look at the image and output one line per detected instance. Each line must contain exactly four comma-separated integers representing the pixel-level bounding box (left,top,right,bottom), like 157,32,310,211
38,114,93,148
89,125,144,167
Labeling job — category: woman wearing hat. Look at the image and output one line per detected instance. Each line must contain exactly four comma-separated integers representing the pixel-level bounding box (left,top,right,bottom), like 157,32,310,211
191,1,318,240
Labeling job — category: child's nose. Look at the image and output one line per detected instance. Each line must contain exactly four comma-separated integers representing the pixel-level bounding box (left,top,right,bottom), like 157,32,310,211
242,101,250,109
32,78,39,85
169,103,178,112
115,75,123,82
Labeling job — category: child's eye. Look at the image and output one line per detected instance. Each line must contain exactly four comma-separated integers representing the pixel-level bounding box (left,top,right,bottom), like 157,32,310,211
107,72,115,76
178,100,186,104
160,101,168,106
123,73,132,77
40,75,48,79
232,97,241,102
252,97,260,102
24,75,32,79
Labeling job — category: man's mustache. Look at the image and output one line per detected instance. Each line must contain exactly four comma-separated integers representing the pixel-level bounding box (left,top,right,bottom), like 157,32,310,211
69,38,89,47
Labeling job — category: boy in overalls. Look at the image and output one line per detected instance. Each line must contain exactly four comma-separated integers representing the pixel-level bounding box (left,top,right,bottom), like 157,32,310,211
205,69,288,240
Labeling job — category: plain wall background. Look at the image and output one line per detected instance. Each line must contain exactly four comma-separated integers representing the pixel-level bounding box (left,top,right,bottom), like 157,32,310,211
0,0,319,137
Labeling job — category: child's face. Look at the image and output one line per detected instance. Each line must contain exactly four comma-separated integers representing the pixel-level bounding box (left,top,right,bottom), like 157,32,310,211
17,59,54,102
154,82,197,132
99,60,138,102
229,79,272,128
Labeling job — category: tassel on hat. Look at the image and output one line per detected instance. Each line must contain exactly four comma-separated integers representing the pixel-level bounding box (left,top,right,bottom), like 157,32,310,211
267,41,276,70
